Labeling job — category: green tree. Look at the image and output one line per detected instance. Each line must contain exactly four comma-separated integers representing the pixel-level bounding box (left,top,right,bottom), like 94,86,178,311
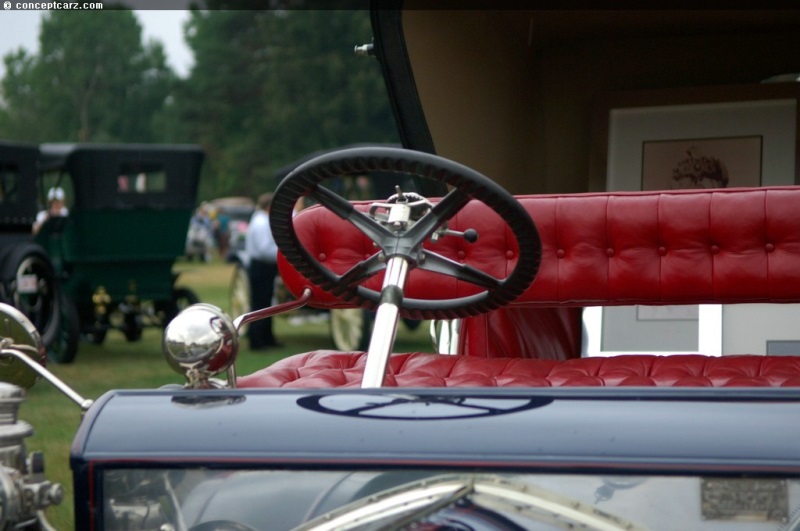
0,9,174,143
169,9,398,199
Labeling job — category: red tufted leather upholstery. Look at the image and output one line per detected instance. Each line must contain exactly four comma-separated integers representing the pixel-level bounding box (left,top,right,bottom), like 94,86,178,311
279,187,800,309
262,186,800,387
238,352,800,388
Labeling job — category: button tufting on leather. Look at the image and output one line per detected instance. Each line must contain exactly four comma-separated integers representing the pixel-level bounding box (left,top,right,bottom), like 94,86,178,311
765,243,775,253
606,248,614,257
506,250,515,259
318,253,327,261
658,246,667,256
710,245,720,255
457,250,466,260
556,249,565,258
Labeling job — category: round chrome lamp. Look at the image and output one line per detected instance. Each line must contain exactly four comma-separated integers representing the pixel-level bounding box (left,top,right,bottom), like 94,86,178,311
162,304,239,388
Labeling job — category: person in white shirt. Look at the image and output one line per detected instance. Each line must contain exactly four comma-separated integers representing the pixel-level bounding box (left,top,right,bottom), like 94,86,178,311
33,187,69,234
244,192,281,350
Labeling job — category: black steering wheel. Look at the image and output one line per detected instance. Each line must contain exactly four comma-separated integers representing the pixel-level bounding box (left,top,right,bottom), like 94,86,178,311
270,147,540,320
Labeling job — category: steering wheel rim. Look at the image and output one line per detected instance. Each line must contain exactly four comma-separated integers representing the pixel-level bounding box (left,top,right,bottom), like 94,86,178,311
270,147,540,320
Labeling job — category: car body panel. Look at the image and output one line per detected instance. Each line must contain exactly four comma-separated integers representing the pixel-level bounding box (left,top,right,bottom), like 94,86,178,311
70,387,800,529
72,387,800,469
0,141,39,229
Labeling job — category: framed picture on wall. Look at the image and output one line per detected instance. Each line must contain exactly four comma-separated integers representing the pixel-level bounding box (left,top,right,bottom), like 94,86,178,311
640,136,762,191
585,83,800,356
589,82,800,192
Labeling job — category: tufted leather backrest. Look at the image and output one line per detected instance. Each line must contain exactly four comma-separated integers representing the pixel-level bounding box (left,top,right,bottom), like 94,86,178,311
278,186,800,309
277,186,800,362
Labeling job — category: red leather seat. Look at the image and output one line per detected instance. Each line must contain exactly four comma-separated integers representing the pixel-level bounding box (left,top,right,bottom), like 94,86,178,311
238,352,800,388
248,186,800,388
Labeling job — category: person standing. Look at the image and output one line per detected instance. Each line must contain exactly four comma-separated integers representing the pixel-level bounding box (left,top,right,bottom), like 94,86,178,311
33,187,69,234
245,192,281,350
213,207,231,259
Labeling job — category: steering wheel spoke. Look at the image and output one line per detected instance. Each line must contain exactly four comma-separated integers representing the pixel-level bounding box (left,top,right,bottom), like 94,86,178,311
336,252,386,288
418,250,503,290
310,184,395,243
404,188,472,243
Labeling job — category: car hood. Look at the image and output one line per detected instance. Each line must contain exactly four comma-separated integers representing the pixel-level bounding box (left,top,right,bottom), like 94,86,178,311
72,386,800,472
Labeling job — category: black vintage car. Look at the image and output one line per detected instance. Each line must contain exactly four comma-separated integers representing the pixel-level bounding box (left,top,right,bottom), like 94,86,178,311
35,143,204,362
0,142,204,365
3,5,800,531
0,141,65,369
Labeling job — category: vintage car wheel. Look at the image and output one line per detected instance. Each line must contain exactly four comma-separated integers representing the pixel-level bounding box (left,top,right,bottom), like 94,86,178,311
160,287,201,328
84,325,108,345
330,308,371,351
174,287,201,309
229,263,251,318
122,310,144,342
47,292,79,364
402,317,422,330
0,243,62,349
271,147,541,320
229,263,251,334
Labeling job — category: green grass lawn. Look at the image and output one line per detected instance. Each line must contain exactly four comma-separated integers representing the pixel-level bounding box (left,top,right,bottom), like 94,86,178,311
21,259,432,530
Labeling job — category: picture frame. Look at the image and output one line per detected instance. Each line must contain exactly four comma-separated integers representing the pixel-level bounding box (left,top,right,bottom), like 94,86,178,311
589,83,800,192
585,83,800,357
640,136,762,191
